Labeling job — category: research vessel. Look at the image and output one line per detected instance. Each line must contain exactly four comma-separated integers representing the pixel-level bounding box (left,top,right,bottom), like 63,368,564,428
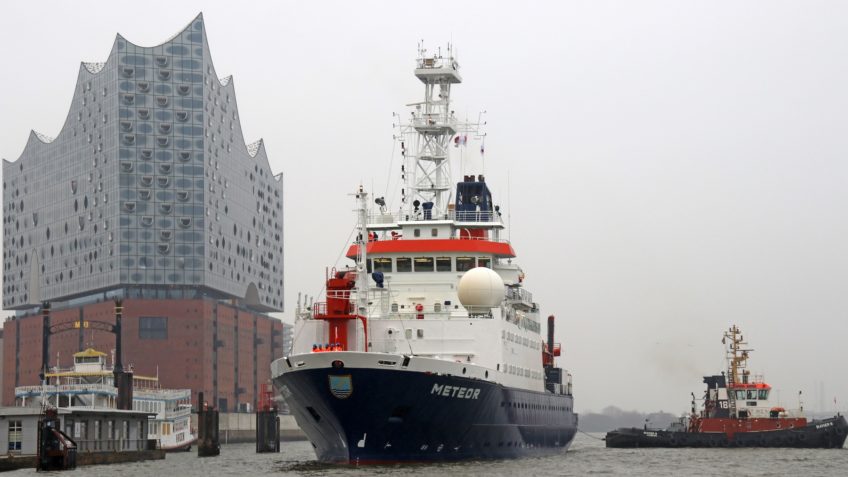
606,325,847,448
271,45,577,463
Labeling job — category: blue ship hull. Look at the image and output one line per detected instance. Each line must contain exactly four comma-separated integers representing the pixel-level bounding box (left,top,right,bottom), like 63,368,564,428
274,365,578,463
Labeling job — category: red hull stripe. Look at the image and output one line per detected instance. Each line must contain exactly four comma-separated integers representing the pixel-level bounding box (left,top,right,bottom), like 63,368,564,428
346,239,516,259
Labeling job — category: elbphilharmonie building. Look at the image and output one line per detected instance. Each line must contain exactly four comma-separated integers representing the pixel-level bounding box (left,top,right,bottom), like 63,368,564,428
1,14,288,411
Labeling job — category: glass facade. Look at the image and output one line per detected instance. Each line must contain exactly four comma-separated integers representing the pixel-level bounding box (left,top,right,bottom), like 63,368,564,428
2,14,283,312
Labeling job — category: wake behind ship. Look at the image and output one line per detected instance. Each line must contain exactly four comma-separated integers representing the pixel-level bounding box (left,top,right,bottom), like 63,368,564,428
271,45,577,463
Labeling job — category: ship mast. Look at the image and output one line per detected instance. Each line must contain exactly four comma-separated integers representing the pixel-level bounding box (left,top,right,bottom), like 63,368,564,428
398,44,463,220
723,325,751,419
354,186,369,318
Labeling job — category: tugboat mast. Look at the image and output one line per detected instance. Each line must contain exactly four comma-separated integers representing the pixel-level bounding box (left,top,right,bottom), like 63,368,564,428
723,325,751,419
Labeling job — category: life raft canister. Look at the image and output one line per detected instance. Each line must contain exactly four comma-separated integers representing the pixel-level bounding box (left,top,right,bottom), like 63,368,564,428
415,303,424,319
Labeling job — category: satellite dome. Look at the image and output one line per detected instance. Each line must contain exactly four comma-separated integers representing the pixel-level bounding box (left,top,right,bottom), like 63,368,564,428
457,267,505,308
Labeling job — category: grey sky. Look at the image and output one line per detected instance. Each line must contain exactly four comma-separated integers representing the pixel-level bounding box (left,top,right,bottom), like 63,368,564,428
1,1,846,414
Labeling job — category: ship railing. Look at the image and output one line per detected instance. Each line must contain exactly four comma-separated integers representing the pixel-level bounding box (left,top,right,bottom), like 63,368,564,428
381,302,492,319
412,114,457,131
75,438,152,452
416,56,456,70
15,383,116,396
370,336,476,355
367,209,504,225
505,287,533,306
159,407,192,420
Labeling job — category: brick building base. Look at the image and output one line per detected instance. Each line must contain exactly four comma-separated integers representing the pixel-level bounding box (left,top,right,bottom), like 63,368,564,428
2,298,285,410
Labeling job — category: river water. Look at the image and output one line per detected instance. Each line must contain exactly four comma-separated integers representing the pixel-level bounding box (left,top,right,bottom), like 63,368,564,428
7,433,847,476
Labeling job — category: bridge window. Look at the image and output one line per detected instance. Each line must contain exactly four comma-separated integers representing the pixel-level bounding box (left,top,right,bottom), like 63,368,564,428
436,257,451,272
478,257,491,268
456,256,474,271
396,257,412,272
373,257,392,273
414,257,434,272
139,316,168,340
758,389,769,400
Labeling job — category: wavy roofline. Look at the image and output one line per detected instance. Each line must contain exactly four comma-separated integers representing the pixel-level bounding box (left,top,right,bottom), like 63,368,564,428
116,12,203,50
5,12,279,179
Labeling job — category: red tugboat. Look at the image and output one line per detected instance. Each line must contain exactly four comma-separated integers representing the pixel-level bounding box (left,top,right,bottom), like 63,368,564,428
606,325,847,448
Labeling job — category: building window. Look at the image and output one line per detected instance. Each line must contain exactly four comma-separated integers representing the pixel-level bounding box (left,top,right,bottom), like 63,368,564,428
7,421,22,452
139,316,168,340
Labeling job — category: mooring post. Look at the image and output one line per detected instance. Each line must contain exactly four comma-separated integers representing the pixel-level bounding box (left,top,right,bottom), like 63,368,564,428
113,300,133,410
197,391,221,457
256,383,280,452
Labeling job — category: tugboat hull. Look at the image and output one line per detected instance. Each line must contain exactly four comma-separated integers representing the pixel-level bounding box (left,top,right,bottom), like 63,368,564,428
605,415,848,448
275,364,578,463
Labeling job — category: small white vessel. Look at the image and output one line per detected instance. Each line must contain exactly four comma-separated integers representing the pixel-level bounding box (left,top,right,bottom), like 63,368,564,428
15,348,196,451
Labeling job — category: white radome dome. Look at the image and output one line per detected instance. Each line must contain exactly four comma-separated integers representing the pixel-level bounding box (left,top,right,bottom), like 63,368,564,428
457,267,505,308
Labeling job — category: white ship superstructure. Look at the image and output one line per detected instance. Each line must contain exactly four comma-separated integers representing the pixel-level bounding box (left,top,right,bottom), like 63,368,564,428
15,348,196,451
272,45,576,463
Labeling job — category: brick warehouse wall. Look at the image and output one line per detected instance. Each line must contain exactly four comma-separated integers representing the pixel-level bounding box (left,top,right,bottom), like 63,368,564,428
1,297,285,410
